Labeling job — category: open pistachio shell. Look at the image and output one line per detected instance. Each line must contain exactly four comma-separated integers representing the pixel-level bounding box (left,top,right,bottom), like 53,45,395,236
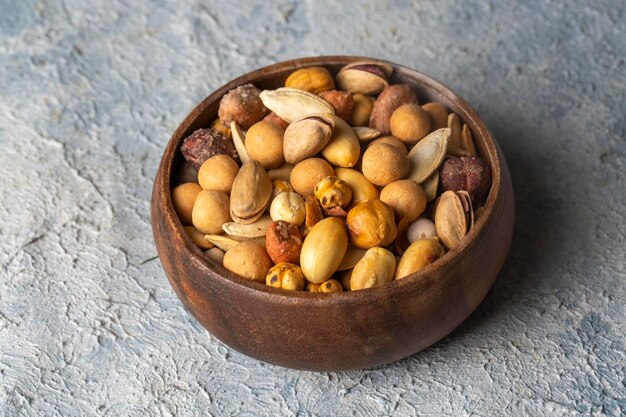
434,190,468,250
230,121,250,163
407,128,450,184
230,160,272,224
336,61,393,95
283,113,334,164
259,88,335,123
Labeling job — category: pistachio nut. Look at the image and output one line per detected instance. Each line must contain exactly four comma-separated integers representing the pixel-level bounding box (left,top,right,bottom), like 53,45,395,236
336,61,393,95
259,87,335,124
334,167,379,206
300,217,348,284
406,128,450,183
321,115,361,167
284,66,335,94
434,190,473,250
350,246,396,290
230,160,272,224
283,113,335,164
222,214,273,238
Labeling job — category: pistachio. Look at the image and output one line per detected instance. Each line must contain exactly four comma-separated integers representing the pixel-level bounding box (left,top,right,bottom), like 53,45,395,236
321,115,360,167
421,170,439,202
222,215,273,238
300,217,348,284
395,238,445,279
336,61,393,95
314,176,352,210
270,191,306,226
230,160,272,224
266,262,305,291
283,113,335,164
352,126,380,142
285,66,335,94
406,128,450,184
434,190,472,250
259,87,335,123
230,121,250,164
337,246,367,271
334,168,379,206
350,247,396,290
369,84,419,135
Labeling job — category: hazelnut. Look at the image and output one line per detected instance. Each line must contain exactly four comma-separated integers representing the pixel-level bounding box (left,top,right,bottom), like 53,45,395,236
395,238,444,279
171,182,202,225
270,192,306,226
380,180,427,222
192,189,232,234
266,263,305,291
346,199,397,249
390,103,431,145
422,102,448,130
440,156,492,204
184,225,213,249
181,128,238,169
350,93,374,126
290,158,334,195
361,142,409,186
218,84,267,130
284,66,335,94
245,120,285,169
319,90,354,121
198,155,239,193
265,220,303,264
223,241,272,283
314,176,352,210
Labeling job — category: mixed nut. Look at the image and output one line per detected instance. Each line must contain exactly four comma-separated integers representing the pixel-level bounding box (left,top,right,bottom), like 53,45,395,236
171,61,492,293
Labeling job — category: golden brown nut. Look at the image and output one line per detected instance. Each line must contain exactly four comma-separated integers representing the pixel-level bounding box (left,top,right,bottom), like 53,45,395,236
346,199,397,249
319,90,353,121
218,84,267,130
390,103,431,145
422,102,448,130
395,238,445,279
172,182,202,225
334,168,379,206
302,195,323,236
223,241,272,283
265,220,303,264
192,189,232,234
284,66,335,94
350,93,375,126
197,155,239,193
210,118,232,139
369,84,419,135
361,142,409,186
184,225,214,249
245,120,285,169
314,176,352,210
380,180,427,222
266,263,305,291
318,279,343,293
368,136,407,153
350,247,396,290
272,179,293,199
300,217,348,284
290,158,334,195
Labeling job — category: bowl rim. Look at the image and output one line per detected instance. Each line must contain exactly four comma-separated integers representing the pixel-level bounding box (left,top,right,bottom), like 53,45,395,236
155,55,503,304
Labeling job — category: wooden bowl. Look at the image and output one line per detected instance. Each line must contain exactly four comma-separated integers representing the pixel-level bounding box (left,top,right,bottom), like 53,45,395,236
151,56,514,371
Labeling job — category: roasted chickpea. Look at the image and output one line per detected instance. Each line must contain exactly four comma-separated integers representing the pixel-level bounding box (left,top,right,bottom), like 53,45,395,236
266,263,305,291
314,176,352,210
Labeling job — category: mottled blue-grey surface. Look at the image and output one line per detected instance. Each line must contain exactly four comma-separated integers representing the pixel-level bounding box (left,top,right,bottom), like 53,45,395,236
1,1,625,416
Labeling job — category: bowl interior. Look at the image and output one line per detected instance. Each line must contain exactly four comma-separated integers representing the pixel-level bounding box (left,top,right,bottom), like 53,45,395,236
161,56,502,300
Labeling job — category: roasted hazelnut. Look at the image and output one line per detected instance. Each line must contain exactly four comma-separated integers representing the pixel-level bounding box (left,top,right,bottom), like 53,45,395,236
284,66,335,94
172,182,202,225
290,158,334,195
422,102,448,130
181,128,238,169
319,90,354,121
390,103,431,145
223,241,272,283
346,199,397,249
198,155,239,193
361,142,409,186
440,156,492,204
265,220,303,264
245,120,285,169
270,192,306,226
266,263,305,291
314,176,352,210
395,238,444,279
192,189,232,234
218,84,267,130
380,180,427,222
350,93,375,126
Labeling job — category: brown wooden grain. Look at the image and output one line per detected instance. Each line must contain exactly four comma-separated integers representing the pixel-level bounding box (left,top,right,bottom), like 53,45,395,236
150,56,515,371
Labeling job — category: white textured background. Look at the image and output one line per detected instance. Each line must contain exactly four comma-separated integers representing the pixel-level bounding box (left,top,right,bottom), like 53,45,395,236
1,1,625,416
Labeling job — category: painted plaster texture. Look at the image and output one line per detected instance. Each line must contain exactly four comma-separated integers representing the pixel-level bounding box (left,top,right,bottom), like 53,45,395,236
0,0,624,415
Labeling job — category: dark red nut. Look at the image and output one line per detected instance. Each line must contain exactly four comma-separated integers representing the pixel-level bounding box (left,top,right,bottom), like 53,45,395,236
218,84,267,130
265,220,303,264
181,128,238,169
263,112,289,130
319,90,354,122
440,156,492,204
